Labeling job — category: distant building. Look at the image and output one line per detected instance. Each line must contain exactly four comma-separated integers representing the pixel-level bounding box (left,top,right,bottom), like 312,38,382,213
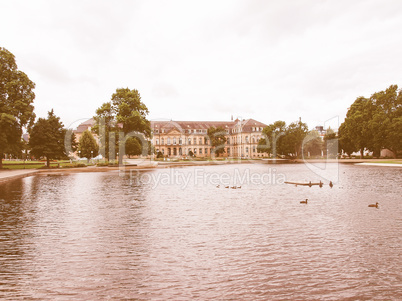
73,118,97,143
315,125,326,139
152,118,268,158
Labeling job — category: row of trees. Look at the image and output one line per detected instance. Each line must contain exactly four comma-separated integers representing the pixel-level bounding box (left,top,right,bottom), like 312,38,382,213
202,120,325,159
257,120,313,158
0,47,35,168
339,85,402,158
256,119,337,159
1,47,152,168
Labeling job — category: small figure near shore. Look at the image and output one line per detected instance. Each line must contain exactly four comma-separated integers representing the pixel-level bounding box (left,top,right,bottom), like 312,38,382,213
225,186,229,188
368,202,379,208
237,186,241,189
329,181,333,188
319,181,323,188
300,199,308,204
308,181,312,187
216,185,220,188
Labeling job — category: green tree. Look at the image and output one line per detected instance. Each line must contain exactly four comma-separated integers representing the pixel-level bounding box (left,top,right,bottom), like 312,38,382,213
257,138,270,154
302,130,323,157
340,96,374,158
338,122,356,157
369,85,402,157
65,129,78,159
29,110,66,167
258,120,286,156
323,127,338,158
92,102,115,161
93,88,151,164
207,126,227,157
125,137,142,156
282,120,308,157
78,130,98,162
0,47,35,168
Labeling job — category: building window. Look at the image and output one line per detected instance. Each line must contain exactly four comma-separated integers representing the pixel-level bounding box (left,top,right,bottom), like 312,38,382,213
194,148,197,154
156,139,159,145
199,138,202,145
155,129,159,133
245,136,249,143
161,138,164,145
204,137,208,144
179,138,182,145
188,138,191,145
173,137,176,145
167,137,171,145
253,146,256,152
162,149,165,154
193,138,196,144
199,148,202,154
246,147,249,153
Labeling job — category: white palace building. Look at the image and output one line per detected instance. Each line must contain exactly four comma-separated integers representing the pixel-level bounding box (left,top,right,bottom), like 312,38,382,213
74,118,268,159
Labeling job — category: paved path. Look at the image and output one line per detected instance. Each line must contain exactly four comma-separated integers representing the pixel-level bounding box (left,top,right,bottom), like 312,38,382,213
0,169,40,183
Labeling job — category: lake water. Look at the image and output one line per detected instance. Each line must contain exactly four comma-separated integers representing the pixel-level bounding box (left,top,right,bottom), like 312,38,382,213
0,163,401,300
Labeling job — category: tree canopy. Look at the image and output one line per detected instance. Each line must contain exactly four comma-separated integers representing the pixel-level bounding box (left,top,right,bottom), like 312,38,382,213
257,120,286,156
78,130,99,162
207,126,227,157
339,85,402,158
93,88,151,163
258,120,308,158
0,47,35,168
29,110,67,167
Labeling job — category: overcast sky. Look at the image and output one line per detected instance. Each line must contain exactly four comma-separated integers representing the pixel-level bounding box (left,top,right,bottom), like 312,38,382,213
2,0,402,130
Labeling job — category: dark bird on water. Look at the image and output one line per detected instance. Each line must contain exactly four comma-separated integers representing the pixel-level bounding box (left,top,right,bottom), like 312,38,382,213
368,202,379,208
300,199,308,204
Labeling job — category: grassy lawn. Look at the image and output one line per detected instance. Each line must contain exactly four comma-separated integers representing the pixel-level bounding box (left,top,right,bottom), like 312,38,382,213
1,160,87,169
369,160,402,164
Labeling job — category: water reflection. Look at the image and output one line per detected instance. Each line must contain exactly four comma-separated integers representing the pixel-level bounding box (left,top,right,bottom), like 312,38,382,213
0,164,401,300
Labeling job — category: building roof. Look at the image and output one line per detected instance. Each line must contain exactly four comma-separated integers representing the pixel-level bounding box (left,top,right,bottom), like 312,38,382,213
74,118,95,134
73,118,267,135
151,119,267,134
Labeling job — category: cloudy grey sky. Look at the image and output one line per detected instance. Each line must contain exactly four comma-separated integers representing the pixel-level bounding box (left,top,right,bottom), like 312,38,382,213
2,0,402,130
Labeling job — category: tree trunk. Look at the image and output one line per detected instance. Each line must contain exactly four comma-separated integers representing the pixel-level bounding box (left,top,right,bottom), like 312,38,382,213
360,149,364,159
46,157,50,168
0,152,3,169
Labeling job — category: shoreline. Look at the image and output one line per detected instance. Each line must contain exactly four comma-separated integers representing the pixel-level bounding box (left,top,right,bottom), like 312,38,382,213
1,159,400,183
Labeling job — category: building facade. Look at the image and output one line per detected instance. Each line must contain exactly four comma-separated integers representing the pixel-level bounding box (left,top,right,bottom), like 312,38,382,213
152,118,268,158
74,118,268,159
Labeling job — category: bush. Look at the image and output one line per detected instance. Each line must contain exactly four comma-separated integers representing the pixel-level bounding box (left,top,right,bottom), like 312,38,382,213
61,163,87,168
